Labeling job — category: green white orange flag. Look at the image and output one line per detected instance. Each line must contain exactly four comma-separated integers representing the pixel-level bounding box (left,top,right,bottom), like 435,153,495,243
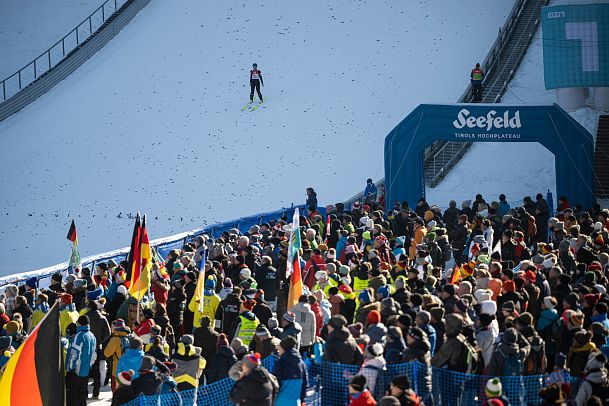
0,302,64,405
286,208,303,311
128,214,152,301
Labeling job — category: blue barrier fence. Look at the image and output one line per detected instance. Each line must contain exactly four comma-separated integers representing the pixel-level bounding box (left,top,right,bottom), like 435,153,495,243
0,204,307,289
123,357,577,406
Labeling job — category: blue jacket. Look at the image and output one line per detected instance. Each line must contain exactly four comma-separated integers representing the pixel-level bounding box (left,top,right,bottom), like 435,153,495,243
537,309,558,332
117,348,145,380
591,313,609,331
420,323,436,355
363,183,377,200
66,325,97,377
498,201,511,217
273,349,308,405
336,236,348,260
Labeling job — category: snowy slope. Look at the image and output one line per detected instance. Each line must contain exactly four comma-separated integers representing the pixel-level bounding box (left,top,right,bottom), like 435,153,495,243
0,0,514,275
0,0,105,79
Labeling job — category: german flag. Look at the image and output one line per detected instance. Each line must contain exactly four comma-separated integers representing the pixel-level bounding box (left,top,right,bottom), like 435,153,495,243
66,219,77,243
0,302,63,405
125,213,142,289
128,214,152,301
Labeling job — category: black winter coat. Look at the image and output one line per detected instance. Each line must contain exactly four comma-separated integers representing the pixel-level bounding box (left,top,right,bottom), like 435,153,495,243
111,385,136,406
216,293,242,335
229,366,274,406
323,327,363,365
206,345,237,383
131,371,163,396
193,324,220,362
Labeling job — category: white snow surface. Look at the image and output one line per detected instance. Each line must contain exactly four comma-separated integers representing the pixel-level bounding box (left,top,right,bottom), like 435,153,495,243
0,0,106,80
0,0,515,275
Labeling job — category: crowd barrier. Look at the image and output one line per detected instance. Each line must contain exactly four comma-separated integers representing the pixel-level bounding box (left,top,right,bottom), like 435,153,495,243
0,205,306,290
122,356,577,406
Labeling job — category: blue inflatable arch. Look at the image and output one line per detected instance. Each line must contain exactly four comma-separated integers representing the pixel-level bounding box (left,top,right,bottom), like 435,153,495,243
384,104,595,210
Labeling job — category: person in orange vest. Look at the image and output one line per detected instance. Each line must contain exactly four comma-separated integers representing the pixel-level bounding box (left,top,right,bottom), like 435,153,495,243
471,63,485,102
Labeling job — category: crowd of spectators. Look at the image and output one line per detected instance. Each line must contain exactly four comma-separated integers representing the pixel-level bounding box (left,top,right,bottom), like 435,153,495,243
0,186,608,406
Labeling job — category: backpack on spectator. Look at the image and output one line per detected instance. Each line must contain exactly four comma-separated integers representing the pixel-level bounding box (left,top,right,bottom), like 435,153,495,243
501,350,523,376
458,339,484,375
524,339,547,375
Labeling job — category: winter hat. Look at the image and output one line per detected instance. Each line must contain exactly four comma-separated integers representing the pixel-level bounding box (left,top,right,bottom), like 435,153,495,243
358,289,373,305
381,297,396,310
339,284,353,294
585,351,608,372
387,326,402,342
478,313,495,327
61,294,73,305
349,375,367,392
480,300,497,316
515,312,533,327
241,300,254,312
185,271,197,283
524,270,537,284
348,322,363,338
583,293,600,308
397,314,413,328
87,286,103,301
594,221,603,231
391,375,410,391
315,270,328,282
377,285,391,299
243,352,262,369
180,334,194,345
543,257,556,270
326,263,337,275
543,296,557,311
503,327,518,345
51,273,63,283
367,310,381,325
240,268,251,279
117,371,133,386
205,276,216,290
442,284,456,296
594,284,607,295
338,265,350,276
140,355,155,371
255,324,271,339
216,334,229,349
283,311,296,324
474,289,492,303
485,377,502,398
280,336,298,351
502,280,515,293
365,342,384,358
223,278,233,288
568,311,585,328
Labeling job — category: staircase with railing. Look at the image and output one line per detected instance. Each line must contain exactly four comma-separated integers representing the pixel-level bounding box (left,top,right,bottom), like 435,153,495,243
594,115,609,198
343,0,549,207
423,0,549,187
0,0,151,122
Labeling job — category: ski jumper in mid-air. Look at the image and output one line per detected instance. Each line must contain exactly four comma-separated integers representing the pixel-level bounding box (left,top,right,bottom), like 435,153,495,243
250,63,263,102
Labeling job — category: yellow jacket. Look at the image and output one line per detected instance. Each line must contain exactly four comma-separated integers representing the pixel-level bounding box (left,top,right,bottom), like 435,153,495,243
103,331,130,377
59,307,79,337
188,293,221,329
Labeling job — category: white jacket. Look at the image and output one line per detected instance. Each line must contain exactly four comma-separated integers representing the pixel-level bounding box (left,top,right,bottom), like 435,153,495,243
291,302,317,347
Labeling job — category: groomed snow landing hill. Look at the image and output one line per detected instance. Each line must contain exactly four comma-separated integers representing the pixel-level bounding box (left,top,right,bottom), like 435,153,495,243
0,0,514,275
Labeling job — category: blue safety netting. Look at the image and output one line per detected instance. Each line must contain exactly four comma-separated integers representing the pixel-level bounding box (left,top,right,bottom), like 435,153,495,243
1,204,309,289
122,357,578,406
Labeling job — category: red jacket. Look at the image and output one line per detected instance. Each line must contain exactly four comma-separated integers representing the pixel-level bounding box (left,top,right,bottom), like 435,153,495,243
309,302,324,337
304,254,326,289
348,390,377,406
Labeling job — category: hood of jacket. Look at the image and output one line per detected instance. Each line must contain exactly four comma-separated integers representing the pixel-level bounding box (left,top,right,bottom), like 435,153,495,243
363,355,386,369
496,341,520,357
329,326,350,341
280,348,303,366
246,366,270,383
445,314,463,337
586,367,608,384
218,345,237,359
293,302,311,314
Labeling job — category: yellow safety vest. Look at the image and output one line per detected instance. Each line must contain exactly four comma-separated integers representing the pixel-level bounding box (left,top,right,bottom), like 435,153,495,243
353,277,369,296
237,315,259,346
